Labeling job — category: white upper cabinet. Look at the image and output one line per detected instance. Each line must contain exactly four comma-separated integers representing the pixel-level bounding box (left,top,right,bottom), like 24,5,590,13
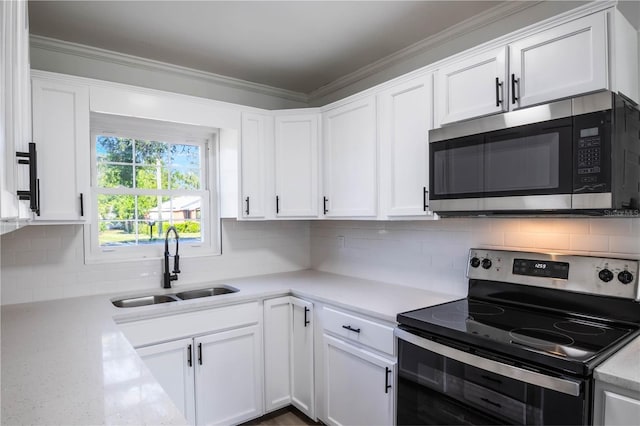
435,11,613,126
379,74,434,217
274,112,320,218
1,0,31,222
510,12,607,109
322,96,377,218
31,77,90,221
240,112,270,219
436,47,508,125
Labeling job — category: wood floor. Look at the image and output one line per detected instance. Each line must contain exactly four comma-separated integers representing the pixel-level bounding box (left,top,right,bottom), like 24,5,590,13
241,407,320,426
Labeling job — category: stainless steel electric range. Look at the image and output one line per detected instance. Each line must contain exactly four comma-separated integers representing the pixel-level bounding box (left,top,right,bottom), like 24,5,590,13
395,249,640,425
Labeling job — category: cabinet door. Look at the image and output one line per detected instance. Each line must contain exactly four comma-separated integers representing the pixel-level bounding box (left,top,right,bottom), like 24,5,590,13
379,74,434,217
435,47,507,125
263,296,292,412
291,297,314,419
137,338,196,425
240,112,269,219
274,113,319,217
1,0,31,221
195,325,263,425
323,335,394,426
510,13,607,108
31,78,89,221
322,97,377,217
603,391,640,426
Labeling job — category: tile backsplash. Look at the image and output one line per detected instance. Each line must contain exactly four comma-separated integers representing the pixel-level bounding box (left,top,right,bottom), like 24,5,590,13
0,219,310,305
2,217,639,305
310,218,640,298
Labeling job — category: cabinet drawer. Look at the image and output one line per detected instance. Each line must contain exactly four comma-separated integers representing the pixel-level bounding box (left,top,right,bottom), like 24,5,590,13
322,306,394,355
118,301,260,347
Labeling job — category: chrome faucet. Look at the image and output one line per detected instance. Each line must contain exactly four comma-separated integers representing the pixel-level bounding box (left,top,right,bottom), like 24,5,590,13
163,226,180,288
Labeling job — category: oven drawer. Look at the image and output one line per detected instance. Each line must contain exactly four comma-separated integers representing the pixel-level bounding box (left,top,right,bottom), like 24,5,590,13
322,306,394,355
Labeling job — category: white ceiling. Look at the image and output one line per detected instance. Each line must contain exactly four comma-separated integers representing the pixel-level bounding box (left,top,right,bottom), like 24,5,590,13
28,1,505,94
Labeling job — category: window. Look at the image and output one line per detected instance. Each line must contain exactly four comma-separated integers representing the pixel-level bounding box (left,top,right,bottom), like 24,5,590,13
85,114,220,263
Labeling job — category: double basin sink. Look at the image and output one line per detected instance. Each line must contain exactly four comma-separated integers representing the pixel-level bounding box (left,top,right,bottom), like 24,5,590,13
112,286,238,308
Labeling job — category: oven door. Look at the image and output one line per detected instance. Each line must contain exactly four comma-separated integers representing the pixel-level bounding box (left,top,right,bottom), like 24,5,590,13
429,117,574,213
395,328,589,425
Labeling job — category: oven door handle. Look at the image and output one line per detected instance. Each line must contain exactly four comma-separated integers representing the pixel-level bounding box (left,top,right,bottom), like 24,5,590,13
395,328,581,397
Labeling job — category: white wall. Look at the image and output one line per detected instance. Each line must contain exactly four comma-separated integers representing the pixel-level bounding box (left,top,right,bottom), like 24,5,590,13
0,219,310,305
311,218,640,298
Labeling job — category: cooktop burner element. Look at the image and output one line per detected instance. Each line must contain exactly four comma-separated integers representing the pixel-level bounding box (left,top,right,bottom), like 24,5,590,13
554,320,607,336
509,328,575,347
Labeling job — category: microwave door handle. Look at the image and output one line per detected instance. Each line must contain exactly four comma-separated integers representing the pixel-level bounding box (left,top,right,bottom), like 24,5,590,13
394,328,581,397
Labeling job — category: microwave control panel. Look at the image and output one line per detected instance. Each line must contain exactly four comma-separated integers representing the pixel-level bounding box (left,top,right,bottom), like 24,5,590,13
577,126,601,177
573,111,610,193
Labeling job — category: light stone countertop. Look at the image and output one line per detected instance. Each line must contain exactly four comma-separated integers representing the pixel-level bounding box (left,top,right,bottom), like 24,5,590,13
595,335,640,393
1,269,461,425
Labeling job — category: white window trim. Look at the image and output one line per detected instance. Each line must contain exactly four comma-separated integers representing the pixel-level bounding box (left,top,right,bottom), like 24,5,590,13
84,113,221,264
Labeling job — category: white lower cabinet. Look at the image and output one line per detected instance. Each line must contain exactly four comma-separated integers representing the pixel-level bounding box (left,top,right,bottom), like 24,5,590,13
137,325,262,426
263,296,315,419
594,380,640,426
195,325,263,425
119,302,263,425
137,338,196,425
319,305,396,426
323,335,395,426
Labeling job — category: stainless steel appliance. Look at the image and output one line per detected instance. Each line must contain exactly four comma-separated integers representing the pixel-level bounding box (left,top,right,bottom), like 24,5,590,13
428,91,640,215
396,249,640,425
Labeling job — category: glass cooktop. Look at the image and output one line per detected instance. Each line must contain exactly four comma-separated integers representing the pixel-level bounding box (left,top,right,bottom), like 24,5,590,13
398,298,639,376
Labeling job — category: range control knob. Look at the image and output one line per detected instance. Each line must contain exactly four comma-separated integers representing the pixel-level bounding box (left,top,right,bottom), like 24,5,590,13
470,257,481,268
598,269,614,282
618,270,634,285
481,258,492,270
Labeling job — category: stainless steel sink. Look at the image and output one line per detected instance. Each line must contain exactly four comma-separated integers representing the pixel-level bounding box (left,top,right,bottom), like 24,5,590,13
112,294,179,308
175,286,238,300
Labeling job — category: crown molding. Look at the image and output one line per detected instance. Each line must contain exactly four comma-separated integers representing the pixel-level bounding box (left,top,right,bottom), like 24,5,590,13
307,1,544,102
30,34,310,104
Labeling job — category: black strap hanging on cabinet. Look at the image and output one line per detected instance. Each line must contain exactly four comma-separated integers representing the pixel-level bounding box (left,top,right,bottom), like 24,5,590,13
16,142,40,215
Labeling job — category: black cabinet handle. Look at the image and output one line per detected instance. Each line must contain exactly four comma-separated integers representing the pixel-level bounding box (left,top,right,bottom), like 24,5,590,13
342,325,360,333
80,193,84,217
245,196,250,216
276,195,280,214
495,77,503,107
423,187,428,211
480,397,502,408
511,74,519,105
16,142,40,215
385,367,392,394
198,342,203,365
304,306,310,327
323,196,328,215
187,344,193,367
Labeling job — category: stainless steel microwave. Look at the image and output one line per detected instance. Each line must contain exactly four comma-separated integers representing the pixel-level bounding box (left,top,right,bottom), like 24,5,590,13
428,91,640,216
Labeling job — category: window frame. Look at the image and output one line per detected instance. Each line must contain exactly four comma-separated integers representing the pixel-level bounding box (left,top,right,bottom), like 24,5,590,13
84,113,221,264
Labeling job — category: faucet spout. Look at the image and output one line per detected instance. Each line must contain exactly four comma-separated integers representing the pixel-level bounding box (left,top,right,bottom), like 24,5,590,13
163,226,180,288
